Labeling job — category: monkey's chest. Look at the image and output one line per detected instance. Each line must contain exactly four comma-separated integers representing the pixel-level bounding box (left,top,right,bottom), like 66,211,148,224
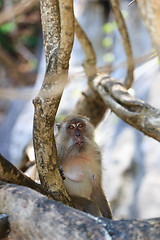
62,155,99,198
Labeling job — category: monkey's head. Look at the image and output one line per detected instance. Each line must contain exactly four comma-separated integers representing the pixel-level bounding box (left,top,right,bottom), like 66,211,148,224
56,114,94,148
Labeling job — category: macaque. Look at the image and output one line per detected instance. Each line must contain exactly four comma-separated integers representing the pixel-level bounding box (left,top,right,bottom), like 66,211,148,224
56,114,113,218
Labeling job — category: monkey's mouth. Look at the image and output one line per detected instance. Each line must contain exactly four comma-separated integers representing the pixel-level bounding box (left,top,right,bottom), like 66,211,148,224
76,140,84,146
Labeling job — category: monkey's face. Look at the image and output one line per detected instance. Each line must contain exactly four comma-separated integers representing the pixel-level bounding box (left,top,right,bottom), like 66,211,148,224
56,115,94,150
67,121,85,146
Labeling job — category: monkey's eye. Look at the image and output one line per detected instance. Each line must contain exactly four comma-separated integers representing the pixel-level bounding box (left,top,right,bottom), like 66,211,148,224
68,125,74,129
78,123,83,128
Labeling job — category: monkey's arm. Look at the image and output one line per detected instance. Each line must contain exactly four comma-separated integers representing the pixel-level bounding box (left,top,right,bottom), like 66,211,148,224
72,196,102,217
91,185,113,219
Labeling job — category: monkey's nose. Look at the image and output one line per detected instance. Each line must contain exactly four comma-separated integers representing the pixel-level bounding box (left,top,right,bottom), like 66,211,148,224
75,129,80,137
76,133,80,137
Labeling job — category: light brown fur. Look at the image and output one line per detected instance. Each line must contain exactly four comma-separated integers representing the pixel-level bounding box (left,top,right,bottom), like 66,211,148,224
56,114,113,218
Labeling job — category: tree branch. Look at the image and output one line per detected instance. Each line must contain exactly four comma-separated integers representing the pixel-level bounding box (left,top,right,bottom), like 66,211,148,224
73,19,108,126
33,0,74,205
0,154,69,204
92,74,160,142
74,18,97,80
110,0,134,89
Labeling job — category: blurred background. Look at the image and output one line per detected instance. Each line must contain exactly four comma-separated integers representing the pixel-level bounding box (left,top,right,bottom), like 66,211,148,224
0,0,160,220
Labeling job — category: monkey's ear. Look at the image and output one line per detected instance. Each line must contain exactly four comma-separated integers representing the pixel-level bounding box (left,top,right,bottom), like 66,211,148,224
56,123,61,131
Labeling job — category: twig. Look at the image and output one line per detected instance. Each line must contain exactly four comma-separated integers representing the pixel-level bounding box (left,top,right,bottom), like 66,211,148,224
74,18,97,79
128,0,136,6
110,0,134,89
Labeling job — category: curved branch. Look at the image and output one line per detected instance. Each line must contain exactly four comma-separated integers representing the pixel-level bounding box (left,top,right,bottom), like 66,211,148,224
73,19,107,126
74,18,97,79
93,74,160,142
33,0,74,205
0,154,70,204
110,0,134,89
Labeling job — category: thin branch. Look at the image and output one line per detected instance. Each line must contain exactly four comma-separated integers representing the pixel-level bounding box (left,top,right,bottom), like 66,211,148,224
74,18,97,79
73,18,108,126
92,74,160,142
128,0,136,6
0,0,39,26
110,0,135,89
74,0,135,126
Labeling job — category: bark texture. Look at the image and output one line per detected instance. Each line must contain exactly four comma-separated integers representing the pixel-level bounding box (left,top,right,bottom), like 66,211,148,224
92,74,160,142
33,0,74,204
0,154,69,204
1,183,160,240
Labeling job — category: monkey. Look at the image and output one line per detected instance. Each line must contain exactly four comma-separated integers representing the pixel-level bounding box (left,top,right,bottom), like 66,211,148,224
56,114,113,219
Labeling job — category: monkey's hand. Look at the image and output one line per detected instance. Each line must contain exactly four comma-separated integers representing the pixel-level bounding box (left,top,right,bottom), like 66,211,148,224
59,166,66,180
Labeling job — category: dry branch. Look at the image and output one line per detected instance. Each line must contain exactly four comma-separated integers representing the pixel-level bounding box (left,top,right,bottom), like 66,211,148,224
73,87,108,127
74,18,97,80
73,0,135,126
1,183,160,240
33,0,74,205
128,0,136,6
0,154,69,204
73,19,108,126
93,74,160,142
110,0,134,89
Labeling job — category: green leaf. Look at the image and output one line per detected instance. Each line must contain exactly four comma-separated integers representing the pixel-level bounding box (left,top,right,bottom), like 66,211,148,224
0,22,16,33
103,53,115,63
102,22,117,34
102,37,113,48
